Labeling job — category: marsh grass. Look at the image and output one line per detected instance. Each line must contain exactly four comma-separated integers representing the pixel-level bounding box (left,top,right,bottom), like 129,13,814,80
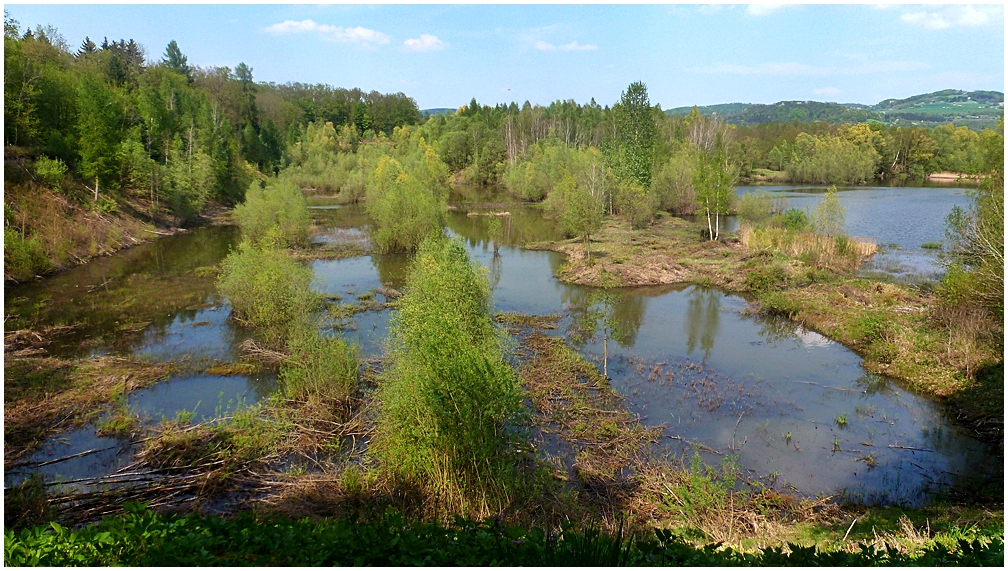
280,324,360,404
738,224,877,273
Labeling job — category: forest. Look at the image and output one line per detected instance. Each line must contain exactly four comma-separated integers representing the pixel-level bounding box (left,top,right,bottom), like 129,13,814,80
4,14,1005,567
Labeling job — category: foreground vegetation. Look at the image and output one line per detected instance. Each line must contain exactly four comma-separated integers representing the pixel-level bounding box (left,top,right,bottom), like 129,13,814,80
5,504,1002,566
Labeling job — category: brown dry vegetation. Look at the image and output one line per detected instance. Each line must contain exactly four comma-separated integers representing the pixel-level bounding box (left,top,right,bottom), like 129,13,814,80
3,350,176,464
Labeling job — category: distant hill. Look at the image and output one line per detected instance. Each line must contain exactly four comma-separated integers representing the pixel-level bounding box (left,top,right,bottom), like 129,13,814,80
665,89,1004,129
421,108,456,117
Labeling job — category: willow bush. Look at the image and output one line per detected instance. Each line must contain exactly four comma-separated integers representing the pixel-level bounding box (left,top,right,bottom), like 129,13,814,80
217,238,320,346
374,236,522,516
233,178,311,248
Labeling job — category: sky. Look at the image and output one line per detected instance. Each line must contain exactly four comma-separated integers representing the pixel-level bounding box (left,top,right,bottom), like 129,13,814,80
5,3,1004,110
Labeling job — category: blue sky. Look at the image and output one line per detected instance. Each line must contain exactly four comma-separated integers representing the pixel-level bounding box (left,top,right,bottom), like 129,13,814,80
5,3,1004,110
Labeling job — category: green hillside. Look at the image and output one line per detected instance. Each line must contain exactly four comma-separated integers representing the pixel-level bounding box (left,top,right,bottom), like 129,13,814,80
666,89,1004,129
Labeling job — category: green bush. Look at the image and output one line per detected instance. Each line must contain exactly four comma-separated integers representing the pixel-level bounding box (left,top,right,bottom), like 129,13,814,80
280,325,360,403
810,186,846,236
4,227,53,281
217,241,320,346
233,178,311,248
780,208,810,232
737,190,775,224
33,156,67,192
375,236,522,514
365,151,447,253
744,263,788,292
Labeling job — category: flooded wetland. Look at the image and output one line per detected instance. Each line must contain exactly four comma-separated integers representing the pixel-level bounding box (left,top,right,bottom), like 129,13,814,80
5,185,1000,514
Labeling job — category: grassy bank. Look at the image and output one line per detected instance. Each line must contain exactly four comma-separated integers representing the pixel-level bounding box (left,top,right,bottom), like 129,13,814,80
527,214,1003,445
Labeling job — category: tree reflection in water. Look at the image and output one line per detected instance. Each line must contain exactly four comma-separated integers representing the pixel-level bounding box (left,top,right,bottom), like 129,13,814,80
685,286,720,363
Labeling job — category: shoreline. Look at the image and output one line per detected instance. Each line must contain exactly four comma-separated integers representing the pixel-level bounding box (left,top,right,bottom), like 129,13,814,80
523,215,1003,446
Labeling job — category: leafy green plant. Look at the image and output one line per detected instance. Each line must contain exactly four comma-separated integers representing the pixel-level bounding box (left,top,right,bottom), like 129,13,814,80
280,325,360,403
33,156,67,192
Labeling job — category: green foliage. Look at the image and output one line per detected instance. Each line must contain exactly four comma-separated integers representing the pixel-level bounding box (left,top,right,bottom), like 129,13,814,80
76,73,125,193
487,215,504,253
736,190,780,224
744,262,788,292
780,208,810,232
233,178,310,248
216,241,320,346
32,156,67,191
561,187,604,244
940,126,1004,317
7,506,1001,566
280,325,360,403
810,186,846,236
606,81,658,187
651,150,697,215
364,140,448,253
4,227,53,281
616,180,656,229
692,150,736,239
376,236,522,513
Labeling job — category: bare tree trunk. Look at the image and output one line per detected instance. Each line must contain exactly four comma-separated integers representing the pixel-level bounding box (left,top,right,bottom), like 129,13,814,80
94,177,99,202
603,326,608,377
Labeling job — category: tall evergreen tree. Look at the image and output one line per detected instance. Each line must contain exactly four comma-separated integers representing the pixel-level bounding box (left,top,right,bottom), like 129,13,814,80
162,40,191,82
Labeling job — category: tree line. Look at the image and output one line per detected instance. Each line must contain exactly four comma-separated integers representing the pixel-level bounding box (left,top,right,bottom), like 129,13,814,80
3,14,422,220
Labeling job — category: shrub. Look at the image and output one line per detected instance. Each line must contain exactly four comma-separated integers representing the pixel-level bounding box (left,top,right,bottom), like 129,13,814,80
365,153,447,253
375,236,522,515
810,186,845,236
780,208,810,232
737,190,777,224
617,180,656,230
281,325,360,403
233,178,311,248
4,227,53,281
217,241,320,346
33,156,67,192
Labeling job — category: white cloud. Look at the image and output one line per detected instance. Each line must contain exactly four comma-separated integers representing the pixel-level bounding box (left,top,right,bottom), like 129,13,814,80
404,34,445,52
265,19,390,46
559,41,597,51
535,40,597,52
900,5,999,30
746,4,786,17
812,87,840,96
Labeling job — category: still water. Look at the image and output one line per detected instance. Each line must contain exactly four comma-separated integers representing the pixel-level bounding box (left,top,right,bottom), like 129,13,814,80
5,186,998,505
733,185,971,282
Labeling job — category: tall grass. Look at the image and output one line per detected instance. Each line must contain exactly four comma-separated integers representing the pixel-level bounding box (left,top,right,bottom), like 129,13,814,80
375,235,522,517
739,224,877,273
280,325,360,404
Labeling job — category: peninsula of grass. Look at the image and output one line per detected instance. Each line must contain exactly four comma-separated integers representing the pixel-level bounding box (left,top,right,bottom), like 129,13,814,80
526,213,1003,445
